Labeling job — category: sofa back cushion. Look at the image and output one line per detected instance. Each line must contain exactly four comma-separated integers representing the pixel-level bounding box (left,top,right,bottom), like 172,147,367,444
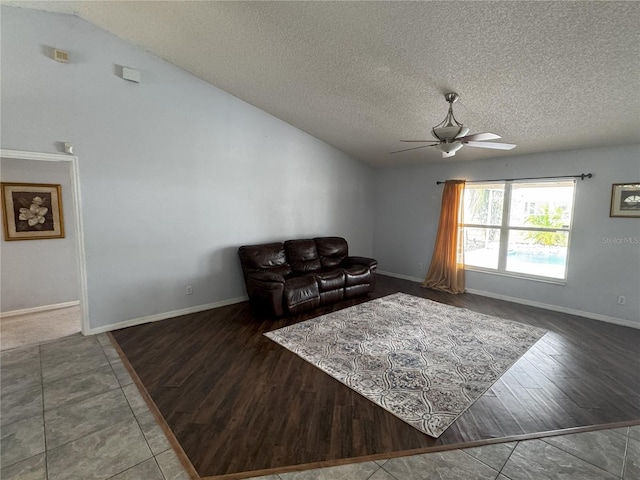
315,237,348,268
238,242,292,277
284,239,321,273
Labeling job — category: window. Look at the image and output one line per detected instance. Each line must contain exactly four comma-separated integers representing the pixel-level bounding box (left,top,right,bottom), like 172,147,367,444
462,180,576,281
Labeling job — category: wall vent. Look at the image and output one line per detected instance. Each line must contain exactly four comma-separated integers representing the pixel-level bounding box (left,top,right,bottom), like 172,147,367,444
53,49,69,63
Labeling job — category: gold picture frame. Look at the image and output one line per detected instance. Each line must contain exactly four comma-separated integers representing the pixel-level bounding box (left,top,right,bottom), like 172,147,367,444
1,182,65,240
610,183,640,218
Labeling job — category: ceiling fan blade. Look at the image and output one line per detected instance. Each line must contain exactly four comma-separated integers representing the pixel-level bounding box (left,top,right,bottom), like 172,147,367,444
463,141,516,150
442,150,456,158
400,140,439,144
389,144,434,154
460,132,501,142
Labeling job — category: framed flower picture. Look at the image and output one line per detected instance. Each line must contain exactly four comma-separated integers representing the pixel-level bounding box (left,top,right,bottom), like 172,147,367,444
610,183,640,218
1,182,65,240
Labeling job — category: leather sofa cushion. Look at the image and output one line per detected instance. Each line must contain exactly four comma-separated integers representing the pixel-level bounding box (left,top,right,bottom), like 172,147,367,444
284,276,319,308
315,237,348,268
344,264,371,287
314,269,345,292
239,243,292,277
284,239,321,273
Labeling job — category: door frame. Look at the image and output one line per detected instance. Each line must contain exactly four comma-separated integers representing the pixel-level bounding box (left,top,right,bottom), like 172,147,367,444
1,149,89,334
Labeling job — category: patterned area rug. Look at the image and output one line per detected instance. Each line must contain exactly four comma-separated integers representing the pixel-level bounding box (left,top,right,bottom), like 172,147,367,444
265,292,547,438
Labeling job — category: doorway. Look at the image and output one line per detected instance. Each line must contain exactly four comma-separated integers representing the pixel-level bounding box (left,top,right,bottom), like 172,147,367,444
0,149,88,349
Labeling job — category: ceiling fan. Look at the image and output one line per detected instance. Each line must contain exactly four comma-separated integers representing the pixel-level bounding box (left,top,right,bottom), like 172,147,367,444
391,92,516,158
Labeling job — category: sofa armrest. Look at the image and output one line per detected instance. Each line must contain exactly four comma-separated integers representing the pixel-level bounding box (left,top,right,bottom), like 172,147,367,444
245,272,286,317
344,256,378,269
247,271,286,286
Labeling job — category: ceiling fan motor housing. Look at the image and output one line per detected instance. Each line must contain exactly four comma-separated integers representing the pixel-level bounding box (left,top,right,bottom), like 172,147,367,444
432,125,470,142
432,92,469,141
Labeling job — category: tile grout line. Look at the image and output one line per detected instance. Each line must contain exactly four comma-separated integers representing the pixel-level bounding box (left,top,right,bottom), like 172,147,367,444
103,457,166,480
101,336,167,480
376,462,400,480
364,463,384,480
458,442,512,474
539,433,627,478
621,432,630,479
154,455,170,480
115,344,162,478
495,439,520,479
102,338,167,479
102,338,162,479
37,342,50,480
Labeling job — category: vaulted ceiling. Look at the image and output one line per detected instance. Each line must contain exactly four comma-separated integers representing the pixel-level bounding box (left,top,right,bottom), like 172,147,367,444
5,1,640,166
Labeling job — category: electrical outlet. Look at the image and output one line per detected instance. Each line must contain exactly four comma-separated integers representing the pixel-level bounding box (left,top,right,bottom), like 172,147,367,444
186,285,193,295
617,295,626,305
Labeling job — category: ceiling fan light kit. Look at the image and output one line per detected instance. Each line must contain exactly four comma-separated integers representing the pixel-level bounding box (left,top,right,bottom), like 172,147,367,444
436,141,463,154
392,92,516,158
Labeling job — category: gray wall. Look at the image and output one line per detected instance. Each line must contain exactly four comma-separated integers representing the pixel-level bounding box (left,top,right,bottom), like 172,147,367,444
0,158,79,312
1,7,374,330
374,145,640,326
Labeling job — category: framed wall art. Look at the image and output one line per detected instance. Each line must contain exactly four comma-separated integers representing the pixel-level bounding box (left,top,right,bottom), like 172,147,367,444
610,183,640,218
1,182,65,240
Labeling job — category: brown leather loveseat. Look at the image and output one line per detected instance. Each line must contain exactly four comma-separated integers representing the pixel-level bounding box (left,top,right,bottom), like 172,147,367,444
238,236,377,317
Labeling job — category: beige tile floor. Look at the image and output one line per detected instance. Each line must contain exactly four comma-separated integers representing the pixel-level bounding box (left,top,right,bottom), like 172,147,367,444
0,305,81,351
1,332,638,480
1,333,190,480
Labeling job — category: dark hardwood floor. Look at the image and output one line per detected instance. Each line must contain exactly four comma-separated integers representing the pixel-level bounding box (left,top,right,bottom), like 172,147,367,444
111,275,640,478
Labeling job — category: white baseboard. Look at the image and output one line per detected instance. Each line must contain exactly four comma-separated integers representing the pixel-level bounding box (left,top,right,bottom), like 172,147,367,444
86,296,249,335
378,270,424,283
465,288,639,330
378,270,638,330
1,301,80,319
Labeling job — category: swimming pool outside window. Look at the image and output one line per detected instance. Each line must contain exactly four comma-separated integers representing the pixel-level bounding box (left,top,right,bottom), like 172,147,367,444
462,180,576,282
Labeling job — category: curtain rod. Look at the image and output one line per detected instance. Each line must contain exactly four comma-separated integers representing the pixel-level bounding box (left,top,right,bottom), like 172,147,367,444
435,173,593,185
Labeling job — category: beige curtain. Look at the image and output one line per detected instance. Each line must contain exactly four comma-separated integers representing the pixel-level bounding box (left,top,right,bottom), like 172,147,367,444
421,180,466,293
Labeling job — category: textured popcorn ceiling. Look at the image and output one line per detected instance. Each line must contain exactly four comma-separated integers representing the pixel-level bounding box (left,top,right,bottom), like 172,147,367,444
6,1,640,166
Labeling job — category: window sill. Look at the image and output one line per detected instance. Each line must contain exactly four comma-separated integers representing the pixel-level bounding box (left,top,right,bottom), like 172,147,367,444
464,266,568,286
